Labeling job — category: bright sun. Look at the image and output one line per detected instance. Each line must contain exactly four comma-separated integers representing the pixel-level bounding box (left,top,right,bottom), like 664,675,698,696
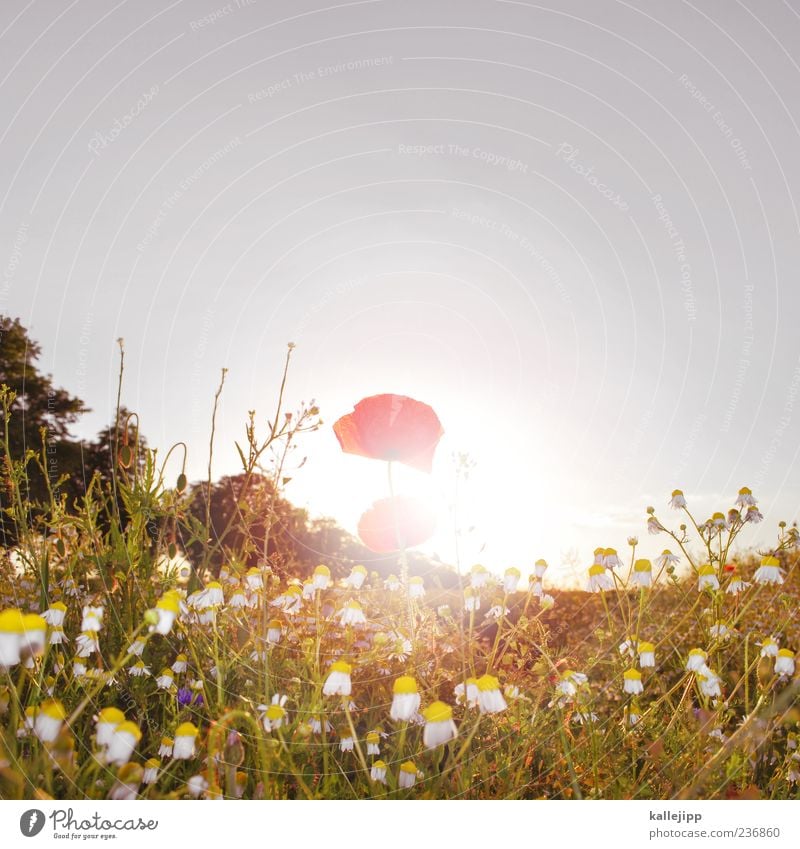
285,391,583,586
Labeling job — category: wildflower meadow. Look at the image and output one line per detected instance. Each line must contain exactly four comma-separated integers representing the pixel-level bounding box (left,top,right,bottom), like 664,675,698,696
1,340,798,802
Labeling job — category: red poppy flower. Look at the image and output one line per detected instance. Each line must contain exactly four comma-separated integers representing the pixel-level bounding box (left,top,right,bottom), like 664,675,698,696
357,496,437,553
333,394,444,473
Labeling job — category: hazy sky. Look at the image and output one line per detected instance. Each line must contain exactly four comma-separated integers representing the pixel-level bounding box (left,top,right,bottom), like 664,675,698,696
2,0,800,583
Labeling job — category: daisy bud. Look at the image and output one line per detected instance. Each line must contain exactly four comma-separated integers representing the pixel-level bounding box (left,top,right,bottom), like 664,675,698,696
754,555,783,584
143,758,160,785
129,660,150,677
42,601,67,628
312,564,331,590
503,567,521,594
339,599,366,627
390,675,420,721
153,591,180,635
587,564,613,593
173,722,199,759
199,581,224,609
370,759,388,784
0,609,25,668
736,486,756,507
697,564,719,591
463,587,480,612
710,511,728,530
637,641,656,668
229,589,247,609
323,660,352,696
669,490,687,509
422,701,458,749
709,620,730,639
308,716,333,735
556,670,586,698
262,700,287,732
187,773,209,798
398,760,421,789
726,570,750,594
109,762,143,800
95,707,125,747
760,637,779,658
34,699,66,743
384,574,401,592
470,564,489,588
632,559,652,588
156,669,174,690
476,674,507,714
366,731,381,755
775,649,796,677
696,666,722,698
127,637,146,656
106,721,142,765
622,669,644,695
408,576,425,598
345,564,367,589
455,678,479,708
245,567,264,590
267,620,283,645
81,604,105,632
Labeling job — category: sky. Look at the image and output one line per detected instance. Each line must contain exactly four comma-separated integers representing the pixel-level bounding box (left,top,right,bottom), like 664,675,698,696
1,0,800,584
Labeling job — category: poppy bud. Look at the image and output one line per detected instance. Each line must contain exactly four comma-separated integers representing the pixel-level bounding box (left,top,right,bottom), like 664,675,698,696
757,656,773,689
224,730,245,767
168,542,177,560
118,444,133,468
176,473,187,494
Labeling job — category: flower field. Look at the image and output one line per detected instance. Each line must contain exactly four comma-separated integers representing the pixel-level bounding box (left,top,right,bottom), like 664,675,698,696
1,361,799,801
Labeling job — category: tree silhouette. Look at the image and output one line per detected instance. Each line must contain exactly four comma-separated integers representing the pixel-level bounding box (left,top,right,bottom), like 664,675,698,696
0,317,149,544
0,316,88,543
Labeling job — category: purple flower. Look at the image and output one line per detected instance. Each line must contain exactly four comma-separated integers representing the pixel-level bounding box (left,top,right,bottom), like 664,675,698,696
177,687,192,706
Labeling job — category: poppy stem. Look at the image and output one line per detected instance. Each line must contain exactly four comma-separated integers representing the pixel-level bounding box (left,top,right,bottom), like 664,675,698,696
387,461,414,644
